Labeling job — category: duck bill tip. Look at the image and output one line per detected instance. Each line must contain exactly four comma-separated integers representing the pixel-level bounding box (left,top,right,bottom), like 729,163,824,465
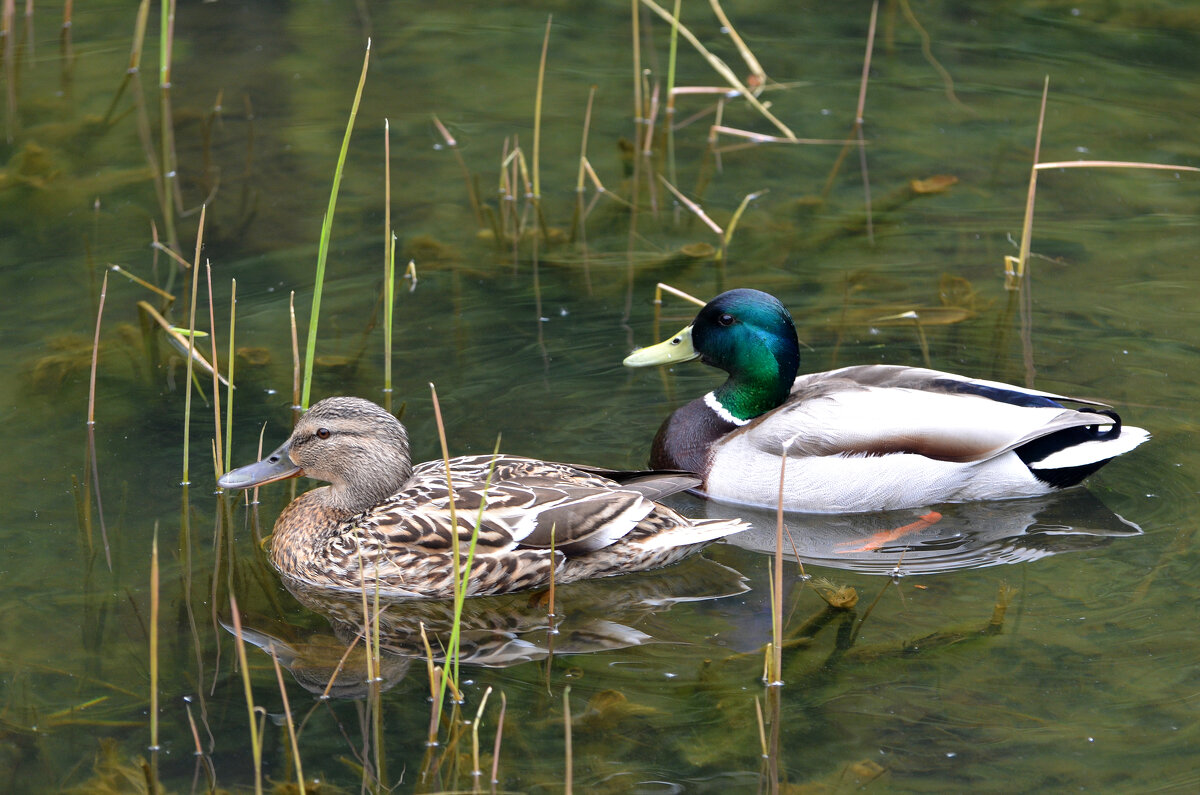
218,457,303,491
623,324,698,367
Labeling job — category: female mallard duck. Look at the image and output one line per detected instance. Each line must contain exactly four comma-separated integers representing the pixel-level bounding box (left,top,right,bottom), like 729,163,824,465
218,397,746,598
623,289,1149,513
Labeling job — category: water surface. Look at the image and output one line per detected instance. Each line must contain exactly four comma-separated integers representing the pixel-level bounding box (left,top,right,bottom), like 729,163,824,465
3,1,1199,791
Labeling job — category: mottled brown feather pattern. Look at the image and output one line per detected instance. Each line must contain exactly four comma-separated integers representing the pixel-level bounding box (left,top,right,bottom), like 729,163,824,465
220,397,746,599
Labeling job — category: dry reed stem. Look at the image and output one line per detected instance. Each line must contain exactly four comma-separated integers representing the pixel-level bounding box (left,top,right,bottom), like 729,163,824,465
1006,76,1049,290
658,175,722,235
754,695,768,757
432,114,484,227
102,0,150,124
87,271,109,426
419,622,442,743
491,691,506,789
768,451,785,686
1035,159,1200,173
229,594,264,795
151,240,193,272
721,189,767,260
710,125,854,146
289,291,300,413
654,282,706,308
270,651,306,794
631,0,643,140
856,0,879,244
639,0,795,140
404,257,417,291
107,264,174,302
136,301,228,386
708,0,766,83
898,0,969,113
575,87,597,193
3,0,15,143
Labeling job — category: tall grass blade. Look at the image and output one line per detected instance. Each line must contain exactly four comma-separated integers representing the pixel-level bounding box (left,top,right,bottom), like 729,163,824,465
532,15,551,205
301,39,371,410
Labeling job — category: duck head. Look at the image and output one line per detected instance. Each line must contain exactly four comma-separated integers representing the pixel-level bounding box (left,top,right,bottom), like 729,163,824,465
218,397,413,514
624,288,800,422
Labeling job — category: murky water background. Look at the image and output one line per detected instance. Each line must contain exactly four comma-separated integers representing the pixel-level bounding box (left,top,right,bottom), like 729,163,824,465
3,1,1199,791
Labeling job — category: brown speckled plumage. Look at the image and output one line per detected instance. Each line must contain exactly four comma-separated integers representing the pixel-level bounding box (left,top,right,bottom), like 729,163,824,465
219,397,746,599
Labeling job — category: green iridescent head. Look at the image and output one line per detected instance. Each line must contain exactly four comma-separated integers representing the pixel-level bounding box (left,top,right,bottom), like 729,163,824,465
625,289,800,421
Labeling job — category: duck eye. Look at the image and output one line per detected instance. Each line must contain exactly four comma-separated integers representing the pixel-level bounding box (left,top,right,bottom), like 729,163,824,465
316,428,331,440
718,313,735,327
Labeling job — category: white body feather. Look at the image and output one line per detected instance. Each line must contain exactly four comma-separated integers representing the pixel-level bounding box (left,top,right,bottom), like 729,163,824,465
701,366,1150,513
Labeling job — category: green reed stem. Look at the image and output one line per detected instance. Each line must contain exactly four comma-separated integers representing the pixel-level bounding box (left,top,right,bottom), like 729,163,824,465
428,383,460,714
301,39,371,410
769,453,785,685
181,205,206,486
563,685,573,795
149,524,159,753
665,0,681,190
103,0,150,125
229,593,264,795
205,263,224,478
224,278,236,473
384,118,394,405
532,15,551,203
158,0,179,253
471,686,493,784
630,0,643,144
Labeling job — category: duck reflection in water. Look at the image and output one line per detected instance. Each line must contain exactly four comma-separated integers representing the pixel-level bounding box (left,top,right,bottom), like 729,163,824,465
222,556,747,699
698,489,1140,576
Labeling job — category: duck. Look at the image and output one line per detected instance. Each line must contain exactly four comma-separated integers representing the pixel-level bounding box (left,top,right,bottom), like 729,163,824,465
217,396,746,599
623,288,1149,513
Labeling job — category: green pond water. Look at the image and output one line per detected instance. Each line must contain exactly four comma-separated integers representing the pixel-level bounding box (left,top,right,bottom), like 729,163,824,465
3,1,1199,791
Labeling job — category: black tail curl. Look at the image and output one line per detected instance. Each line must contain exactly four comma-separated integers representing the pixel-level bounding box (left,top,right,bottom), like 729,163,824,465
1083,408,1122,440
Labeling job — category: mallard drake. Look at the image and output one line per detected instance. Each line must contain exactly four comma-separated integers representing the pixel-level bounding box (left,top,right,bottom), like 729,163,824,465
623,288,1149,513
218,397,746,598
